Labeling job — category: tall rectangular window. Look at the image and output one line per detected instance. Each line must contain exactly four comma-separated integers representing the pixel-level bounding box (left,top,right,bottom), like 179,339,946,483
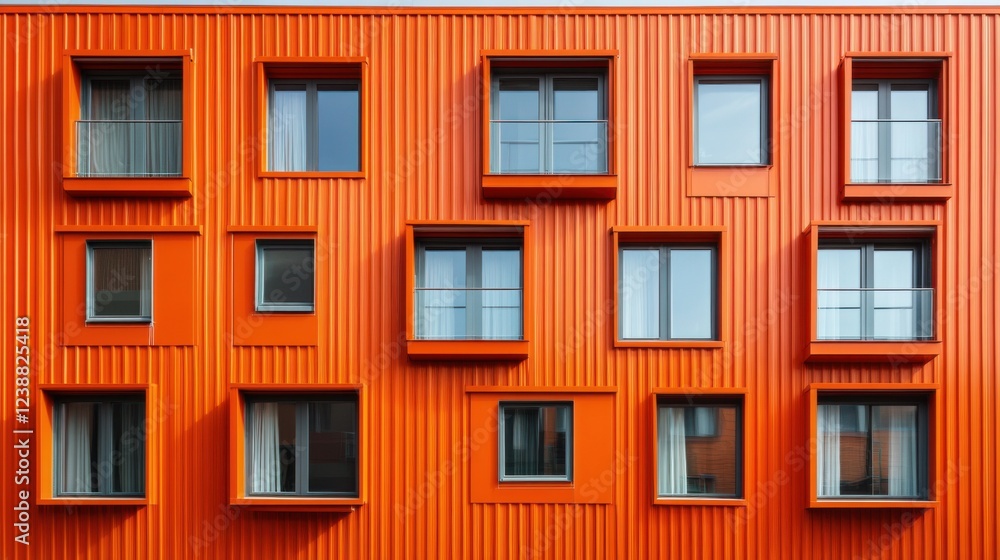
78,73,182,177
694,76,769,165
255,240,316,313
490,72,607,174
269,79,360,172
415,242,523,340
851,80,940,183
246,395,358,496
657,399,742,498
499,403,572,481
54,396,145,497
817,241,932,340
817,398,928,499
86,241,152,322
619,245,717,340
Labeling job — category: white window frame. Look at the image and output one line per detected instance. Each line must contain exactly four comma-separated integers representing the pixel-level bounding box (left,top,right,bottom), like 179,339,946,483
255,239,316,313
498,402,573,482
86,240,153,323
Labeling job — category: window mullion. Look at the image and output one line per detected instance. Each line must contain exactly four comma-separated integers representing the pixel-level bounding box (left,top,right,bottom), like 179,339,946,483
307,82,319,171
467,246,483,339
863,244,875,340
98,403,113,495
297,402,309,496
542,75,552,173
660,247,670,340
878,82,891,182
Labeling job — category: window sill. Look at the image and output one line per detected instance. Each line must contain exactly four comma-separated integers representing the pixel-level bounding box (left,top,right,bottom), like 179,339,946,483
407,339,529,361
687,165,774,197
62,176,192,197
37,497,148,507
842,183,952,202
258,171,365,180
616,339,723,349
231,497,363,512
809,499,937,510
654,497,746,507
806,340,941,363
481,173,616,199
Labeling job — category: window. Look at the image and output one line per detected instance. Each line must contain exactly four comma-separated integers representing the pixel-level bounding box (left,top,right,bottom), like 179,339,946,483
86,241,152,322
415,241,523,340
499,403,572,482
816,397,929,500
817,241,932,340
245,394,358,497
255,240,316,313
694,76,769,165
851,80,940,183
619,244,717,341
54,395,145,497
77,71,182,177
657,398,742,499
268,79,360,172
490,71,607,174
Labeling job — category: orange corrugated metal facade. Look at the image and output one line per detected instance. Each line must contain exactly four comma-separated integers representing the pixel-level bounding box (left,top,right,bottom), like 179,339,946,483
1,6,998,559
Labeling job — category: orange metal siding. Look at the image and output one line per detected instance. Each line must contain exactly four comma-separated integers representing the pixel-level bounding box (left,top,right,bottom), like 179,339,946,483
0,6,997,559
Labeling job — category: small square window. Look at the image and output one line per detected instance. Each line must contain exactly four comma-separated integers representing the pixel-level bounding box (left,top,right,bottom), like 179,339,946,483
619,244,717,341
255,240,316,313
245,394,358,497
694,76,769,165
86,241,152,322
415,241,523,340
499,403,572,482
268,79,360,172
817,397,929,500
54,395,145,497
657,398,742,498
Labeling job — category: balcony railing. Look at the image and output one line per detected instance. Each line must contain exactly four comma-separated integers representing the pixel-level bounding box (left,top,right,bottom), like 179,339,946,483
817,288,933,340
76,120,182,177
414,287,522,340
850,119,942,183
491,119,608,174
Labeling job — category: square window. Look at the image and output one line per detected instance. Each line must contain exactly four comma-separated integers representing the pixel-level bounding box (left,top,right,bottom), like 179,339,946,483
694,76,769,165
657,398,742,499
86,241,152,322
245,394,358,497
619,244,717,341
268,79,360,172
816,397,929,500
817,240,932,341
255,240,316,313
490,71,608,174
851,80,940,183
499,402,572,482
414,242,523,341
54,395,145,497
77,71,182,178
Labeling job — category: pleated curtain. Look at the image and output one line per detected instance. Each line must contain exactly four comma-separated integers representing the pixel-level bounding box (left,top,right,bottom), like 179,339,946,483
817,404,842,497
657,407,687,495
251,403,282,493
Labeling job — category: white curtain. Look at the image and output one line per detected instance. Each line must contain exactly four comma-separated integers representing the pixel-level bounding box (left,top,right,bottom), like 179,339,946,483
482,249,521,340
886,406,918,497
60,403,94,493
817,249,862,340
889,87,932,182
270,88,308,171
145,77,182,176
621,249,659,339
418,249,465,339
507,409,539,475
85,79,131,176
873,249,915,340
118,402,144,494
850,87,879,182
817,405,842,497
251,403,282,493
658,407,687,495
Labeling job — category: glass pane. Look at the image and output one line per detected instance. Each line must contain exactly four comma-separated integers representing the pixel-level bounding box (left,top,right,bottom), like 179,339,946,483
260,245,315,307
58,402,99,493
696,80,763,164
659,405,739,497
481,249,522,340
496,78,541,173
317,84,360,172
502,405,570,479
270,86,308,171
873,249,915,339
873,405,919,497
308,400,357,494
250,402,297,493
850,86,879,182
145,78,182,176
817,248,862,339
82,79,133,176
90,244,152,319
416,249,467,339
890,86,933,182
620,249,660,339
110,401,145,494
669,249,713,339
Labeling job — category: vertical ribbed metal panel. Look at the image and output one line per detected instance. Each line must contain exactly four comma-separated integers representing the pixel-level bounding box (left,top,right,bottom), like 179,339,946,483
1,7,997,560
